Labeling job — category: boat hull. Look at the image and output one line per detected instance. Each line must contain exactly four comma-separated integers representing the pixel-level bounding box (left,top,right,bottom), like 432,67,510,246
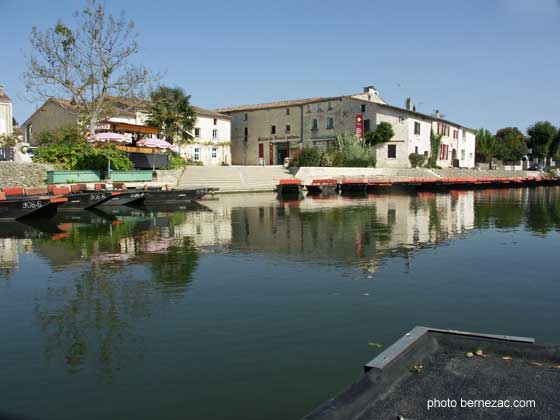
0,197,62,221
142,188,212,204
58,191,116,210
98,191,146,206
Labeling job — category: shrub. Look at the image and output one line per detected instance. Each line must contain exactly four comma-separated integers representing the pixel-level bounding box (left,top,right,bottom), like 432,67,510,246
409,153,426,168
164,152,186,169
34,140,133,171
335,134,376,167
185,159,203,166
297,147,322,167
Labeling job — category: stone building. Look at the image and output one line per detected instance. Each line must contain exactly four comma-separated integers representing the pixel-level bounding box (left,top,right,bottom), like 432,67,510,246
0,85,13,136
21,97,231,166
216,86,476,168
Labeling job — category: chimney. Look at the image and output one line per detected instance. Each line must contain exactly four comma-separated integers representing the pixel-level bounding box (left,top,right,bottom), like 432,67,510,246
405,97,411,111
363,85,378,100
435,109,441,119
0,85,4,96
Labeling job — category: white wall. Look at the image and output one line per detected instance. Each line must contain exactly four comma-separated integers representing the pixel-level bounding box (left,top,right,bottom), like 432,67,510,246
175,115,231,166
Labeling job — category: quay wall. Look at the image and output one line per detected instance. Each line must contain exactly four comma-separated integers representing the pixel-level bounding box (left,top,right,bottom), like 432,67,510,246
0,162,54,187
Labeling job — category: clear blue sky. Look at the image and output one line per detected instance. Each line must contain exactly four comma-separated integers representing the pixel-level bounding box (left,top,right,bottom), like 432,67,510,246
1,0,559,132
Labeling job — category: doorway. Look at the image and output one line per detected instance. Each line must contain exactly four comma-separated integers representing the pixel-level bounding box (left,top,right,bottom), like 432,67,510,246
276,142,289,165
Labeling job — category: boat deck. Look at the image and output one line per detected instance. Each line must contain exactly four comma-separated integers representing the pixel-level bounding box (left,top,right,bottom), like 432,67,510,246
302,327,560,420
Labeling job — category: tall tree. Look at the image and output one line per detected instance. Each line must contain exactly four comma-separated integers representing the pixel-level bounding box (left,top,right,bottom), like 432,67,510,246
23,0,156,135
527,121,557,163
147,86,196,143
495,127,528,162
551,129,560,162
475,128,497,163
364,121,394,146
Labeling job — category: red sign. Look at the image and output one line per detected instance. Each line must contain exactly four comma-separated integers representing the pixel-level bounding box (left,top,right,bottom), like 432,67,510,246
355,113,364,139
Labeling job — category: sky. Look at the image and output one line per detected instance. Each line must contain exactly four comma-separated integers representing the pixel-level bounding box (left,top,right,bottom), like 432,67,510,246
1,0,559,132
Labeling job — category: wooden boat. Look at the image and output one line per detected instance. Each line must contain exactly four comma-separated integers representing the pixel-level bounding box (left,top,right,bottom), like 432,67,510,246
276,179,303,196
306,179,338,195
98,190,146,206
0,191,68,221
142,187,215,204
302,326,560,420
44,185,122,210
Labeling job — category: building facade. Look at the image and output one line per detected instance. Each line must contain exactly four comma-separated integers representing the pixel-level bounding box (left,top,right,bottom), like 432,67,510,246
21,98,231,166
216,86,476,168
173,107,231,166
0,85,14,136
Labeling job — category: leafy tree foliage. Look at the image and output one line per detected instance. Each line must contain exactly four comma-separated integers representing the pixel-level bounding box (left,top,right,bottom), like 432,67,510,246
475,128,497,163
24,0,156,134
364,121,394,146
527,121,557,161
147,86,196,143
495,127,528,162
35,125,85,145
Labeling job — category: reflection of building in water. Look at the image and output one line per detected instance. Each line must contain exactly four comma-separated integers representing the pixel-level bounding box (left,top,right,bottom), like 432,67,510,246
224,191,476,273
0,238,33,277
172,205,232,247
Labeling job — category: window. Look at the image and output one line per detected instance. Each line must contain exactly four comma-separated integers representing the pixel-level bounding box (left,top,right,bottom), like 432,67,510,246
453,129,458,139
285,124,291,133
244,113,248,121
194,128,200,138
461,149,465,160
286,108,290,115
306,105,311,113
194,148,200,161
387,144,397,158
213,118,217,125
311,118,318,130
271,125,276,135
243,127,248,142
326,117,334,129
414,122,421,135
212,147,217,159
364,119,370,133
415,146,419,154
361,104,366,113
212,129,218,139
387,209,396,225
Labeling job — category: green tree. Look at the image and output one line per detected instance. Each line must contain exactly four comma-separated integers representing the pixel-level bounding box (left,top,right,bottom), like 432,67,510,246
147,86,197,143
35,125,84,145
364,121,394,146
475,128,497,163
495,127,528,162
551,129,560,161
23,0,156,135
527,121,557,163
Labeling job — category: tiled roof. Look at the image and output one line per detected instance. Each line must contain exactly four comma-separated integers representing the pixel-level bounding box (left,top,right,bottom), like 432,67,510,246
214,96,340,113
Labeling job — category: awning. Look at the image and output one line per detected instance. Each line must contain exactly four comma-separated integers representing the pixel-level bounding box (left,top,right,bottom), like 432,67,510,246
111,122,160,135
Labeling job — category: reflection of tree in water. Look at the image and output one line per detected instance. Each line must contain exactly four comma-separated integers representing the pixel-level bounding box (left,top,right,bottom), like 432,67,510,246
474,187,560,234
34,215,199,381
525,187,560,234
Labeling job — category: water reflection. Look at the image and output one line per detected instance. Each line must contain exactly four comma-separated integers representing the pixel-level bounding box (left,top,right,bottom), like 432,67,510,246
1,186,560,382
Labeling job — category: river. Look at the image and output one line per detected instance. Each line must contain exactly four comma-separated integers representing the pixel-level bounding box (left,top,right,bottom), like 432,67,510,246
1,187,560,420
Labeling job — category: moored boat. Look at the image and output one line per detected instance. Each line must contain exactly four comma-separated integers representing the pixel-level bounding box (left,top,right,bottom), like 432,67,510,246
301,326,560,420
306,179,338,195
46,185,122,209
276,179,303,196
0,190,68,221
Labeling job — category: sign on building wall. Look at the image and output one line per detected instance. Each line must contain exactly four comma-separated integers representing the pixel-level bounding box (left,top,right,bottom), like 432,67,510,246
355,114,363,139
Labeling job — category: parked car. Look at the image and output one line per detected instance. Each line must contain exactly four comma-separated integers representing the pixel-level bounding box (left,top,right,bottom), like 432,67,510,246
528,162,545,171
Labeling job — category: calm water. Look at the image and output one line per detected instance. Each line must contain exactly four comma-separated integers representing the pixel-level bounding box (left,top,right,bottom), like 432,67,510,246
1,187,560,420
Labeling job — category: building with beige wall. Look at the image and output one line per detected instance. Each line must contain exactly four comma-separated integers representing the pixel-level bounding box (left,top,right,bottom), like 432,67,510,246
0,85,14,136
216,86,475,168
